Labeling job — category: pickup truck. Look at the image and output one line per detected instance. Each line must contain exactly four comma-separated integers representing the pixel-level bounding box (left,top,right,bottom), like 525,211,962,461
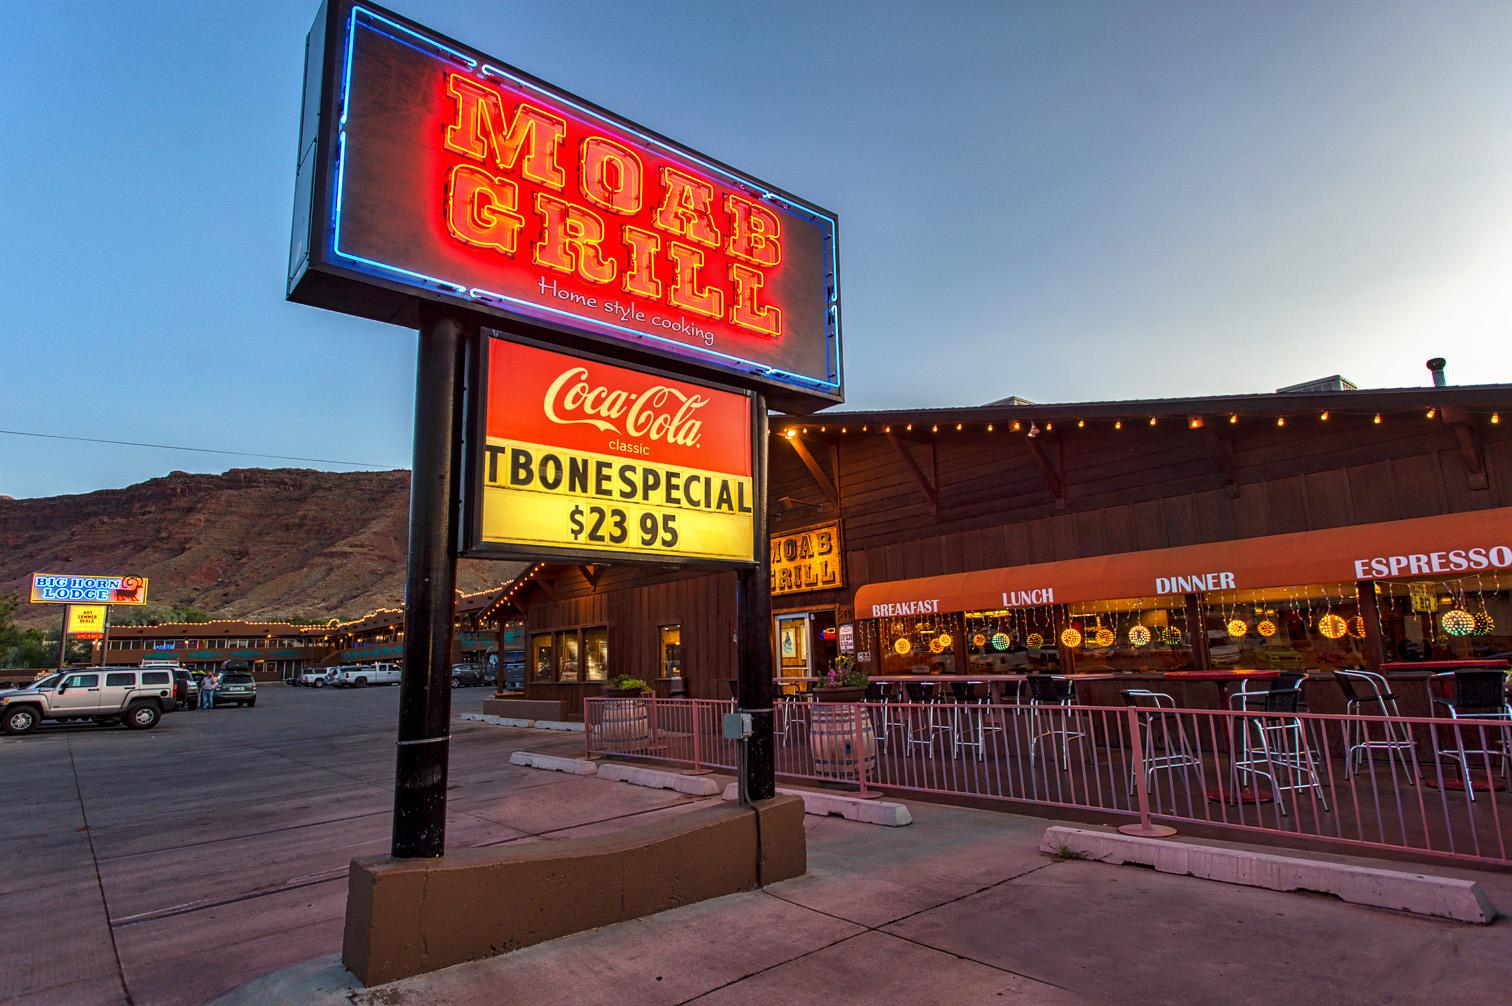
334,663,402,688
0,667,177,734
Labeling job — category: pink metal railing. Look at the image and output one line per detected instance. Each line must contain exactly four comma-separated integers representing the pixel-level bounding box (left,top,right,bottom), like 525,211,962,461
582,696,1512,868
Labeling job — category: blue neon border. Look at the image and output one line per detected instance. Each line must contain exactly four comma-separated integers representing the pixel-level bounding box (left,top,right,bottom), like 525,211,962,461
328,5,841,394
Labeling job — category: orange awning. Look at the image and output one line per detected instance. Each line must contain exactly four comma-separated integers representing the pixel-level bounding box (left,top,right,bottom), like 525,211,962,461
854,507,1512,618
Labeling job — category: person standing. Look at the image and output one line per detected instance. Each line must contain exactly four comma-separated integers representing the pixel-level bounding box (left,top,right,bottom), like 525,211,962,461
200,670,218,709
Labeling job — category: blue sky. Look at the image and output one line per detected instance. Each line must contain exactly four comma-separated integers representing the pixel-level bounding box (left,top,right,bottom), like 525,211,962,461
3,0,1510,498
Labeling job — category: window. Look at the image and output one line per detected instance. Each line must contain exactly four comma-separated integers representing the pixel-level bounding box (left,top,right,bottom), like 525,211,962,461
141,671,171,686
106,672,136,687
531,634,554,681
64,674,99,688
557,631,581,681
583,628,609,681
659,625,682,677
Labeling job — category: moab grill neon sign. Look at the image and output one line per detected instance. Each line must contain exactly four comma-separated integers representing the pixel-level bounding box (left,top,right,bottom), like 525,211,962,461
288,1,842,407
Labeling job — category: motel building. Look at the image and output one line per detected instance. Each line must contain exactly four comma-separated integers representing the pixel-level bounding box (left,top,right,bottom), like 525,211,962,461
102,586,524,681
483,376,1512,722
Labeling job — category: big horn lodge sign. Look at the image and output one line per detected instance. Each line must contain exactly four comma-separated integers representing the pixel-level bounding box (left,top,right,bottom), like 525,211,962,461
466,336,757,564
288,1,842,410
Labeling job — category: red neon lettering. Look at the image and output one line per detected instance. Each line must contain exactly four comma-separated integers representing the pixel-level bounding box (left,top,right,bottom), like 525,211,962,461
727,262,781,337
667,242,723,319
444,73,567,191
621,225,663,299
444,164,524,255
580,136,643,216
653,167,721,248
725,194,782,267
533,193,617,284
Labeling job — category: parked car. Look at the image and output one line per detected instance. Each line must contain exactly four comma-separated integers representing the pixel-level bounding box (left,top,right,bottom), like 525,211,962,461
172,669,200,710
298,666,341,688
213,669,258,707
334,663,402,688
0,667,177,735
450,663,485,688
502,661,525,691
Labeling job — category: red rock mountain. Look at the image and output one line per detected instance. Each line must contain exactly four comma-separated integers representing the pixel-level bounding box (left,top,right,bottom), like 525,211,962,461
0,468,520,627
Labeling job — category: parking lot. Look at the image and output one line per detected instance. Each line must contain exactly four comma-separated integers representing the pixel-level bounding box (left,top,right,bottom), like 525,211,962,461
0,682,710,1006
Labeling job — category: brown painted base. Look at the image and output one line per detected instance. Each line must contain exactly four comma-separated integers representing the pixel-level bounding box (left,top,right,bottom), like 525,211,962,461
341,795,806,986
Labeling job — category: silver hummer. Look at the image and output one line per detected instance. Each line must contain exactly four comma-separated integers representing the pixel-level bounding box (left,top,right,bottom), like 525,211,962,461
0,667,177,735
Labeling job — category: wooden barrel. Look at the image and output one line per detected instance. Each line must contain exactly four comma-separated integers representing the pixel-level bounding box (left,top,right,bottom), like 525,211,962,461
809,703,878,777
597,697,651,752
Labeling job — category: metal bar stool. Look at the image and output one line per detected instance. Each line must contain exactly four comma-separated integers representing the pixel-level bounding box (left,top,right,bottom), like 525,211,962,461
950,680,1004,761
1229,679,1329,815
904,680,952,758
866,680,906,753
1120,689,1202,805
1026,674,1083,770
1430,669,1512,802
1333,669,1417,783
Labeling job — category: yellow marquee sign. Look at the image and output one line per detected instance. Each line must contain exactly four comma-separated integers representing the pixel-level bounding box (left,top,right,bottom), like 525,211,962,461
67,604,108,639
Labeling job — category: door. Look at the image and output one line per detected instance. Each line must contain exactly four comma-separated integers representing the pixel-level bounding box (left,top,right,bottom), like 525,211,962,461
54,672,104,715
776,614,810,680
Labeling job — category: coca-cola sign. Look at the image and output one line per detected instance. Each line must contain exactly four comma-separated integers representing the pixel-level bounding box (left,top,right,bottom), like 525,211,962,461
543,367,708,448
466,334,757,565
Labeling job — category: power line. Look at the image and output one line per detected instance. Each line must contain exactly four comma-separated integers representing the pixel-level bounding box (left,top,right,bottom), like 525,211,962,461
0,429,395,470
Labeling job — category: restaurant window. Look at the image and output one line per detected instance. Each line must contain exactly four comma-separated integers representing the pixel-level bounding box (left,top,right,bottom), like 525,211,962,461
877,612,963,676
1203,584,1363,672
531,634,554,682
659,624,682,677
556,630,581,681
583,628,609,681
1375,575,1511,663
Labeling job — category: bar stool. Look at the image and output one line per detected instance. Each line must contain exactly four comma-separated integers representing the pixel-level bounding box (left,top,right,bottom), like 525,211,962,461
904,680,952,758
1026,674,1083,770
866,680,906,753
775,691,808,747
1333,669,1417,783
950,680,1004,761
1429,670,1512,802
1229,679,1329,815
1120,689,1201,805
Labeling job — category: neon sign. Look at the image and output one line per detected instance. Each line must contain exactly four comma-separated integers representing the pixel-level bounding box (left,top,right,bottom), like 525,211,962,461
289,1,842,408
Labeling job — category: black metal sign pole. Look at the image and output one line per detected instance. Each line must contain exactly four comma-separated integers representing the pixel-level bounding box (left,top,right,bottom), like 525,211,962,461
736,397,775,801
392,308,467,858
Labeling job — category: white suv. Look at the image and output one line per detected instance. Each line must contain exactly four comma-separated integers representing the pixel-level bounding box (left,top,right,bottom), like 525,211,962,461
334,663,401,688
1,667,177,734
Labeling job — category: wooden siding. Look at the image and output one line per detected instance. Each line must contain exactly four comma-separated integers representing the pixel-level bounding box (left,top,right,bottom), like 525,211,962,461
508,412,1511,688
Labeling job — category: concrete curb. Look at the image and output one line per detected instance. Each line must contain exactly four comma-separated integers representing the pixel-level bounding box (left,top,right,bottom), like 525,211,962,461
460,713,585,733
597,763,723,796
509,751,597,775
722,783,912,827
1039,826,1496,924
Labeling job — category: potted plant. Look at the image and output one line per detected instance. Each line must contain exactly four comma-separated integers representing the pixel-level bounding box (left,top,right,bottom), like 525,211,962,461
808,656,877,777
603,675,650,697
812,656,869,703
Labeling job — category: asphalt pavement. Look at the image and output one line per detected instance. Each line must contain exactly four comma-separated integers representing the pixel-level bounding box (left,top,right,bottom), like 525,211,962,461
0,681,700,1006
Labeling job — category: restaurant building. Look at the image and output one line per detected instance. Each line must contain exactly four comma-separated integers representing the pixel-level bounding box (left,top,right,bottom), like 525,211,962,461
488,379,1512,718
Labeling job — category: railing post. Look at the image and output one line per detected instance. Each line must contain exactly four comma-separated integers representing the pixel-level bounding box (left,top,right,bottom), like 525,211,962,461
583,697,594,761
684,699,714,776
1119,705,1177,838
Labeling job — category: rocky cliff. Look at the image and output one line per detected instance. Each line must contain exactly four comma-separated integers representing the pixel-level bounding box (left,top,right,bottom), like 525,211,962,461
0,468,519,626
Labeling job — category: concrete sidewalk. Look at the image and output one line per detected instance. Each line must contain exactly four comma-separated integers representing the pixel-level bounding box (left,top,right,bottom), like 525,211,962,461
221,773,1510,1006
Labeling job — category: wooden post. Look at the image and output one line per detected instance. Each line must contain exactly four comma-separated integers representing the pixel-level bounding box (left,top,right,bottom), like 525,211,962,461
1356,581,1385,671
1185,593,1210,670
